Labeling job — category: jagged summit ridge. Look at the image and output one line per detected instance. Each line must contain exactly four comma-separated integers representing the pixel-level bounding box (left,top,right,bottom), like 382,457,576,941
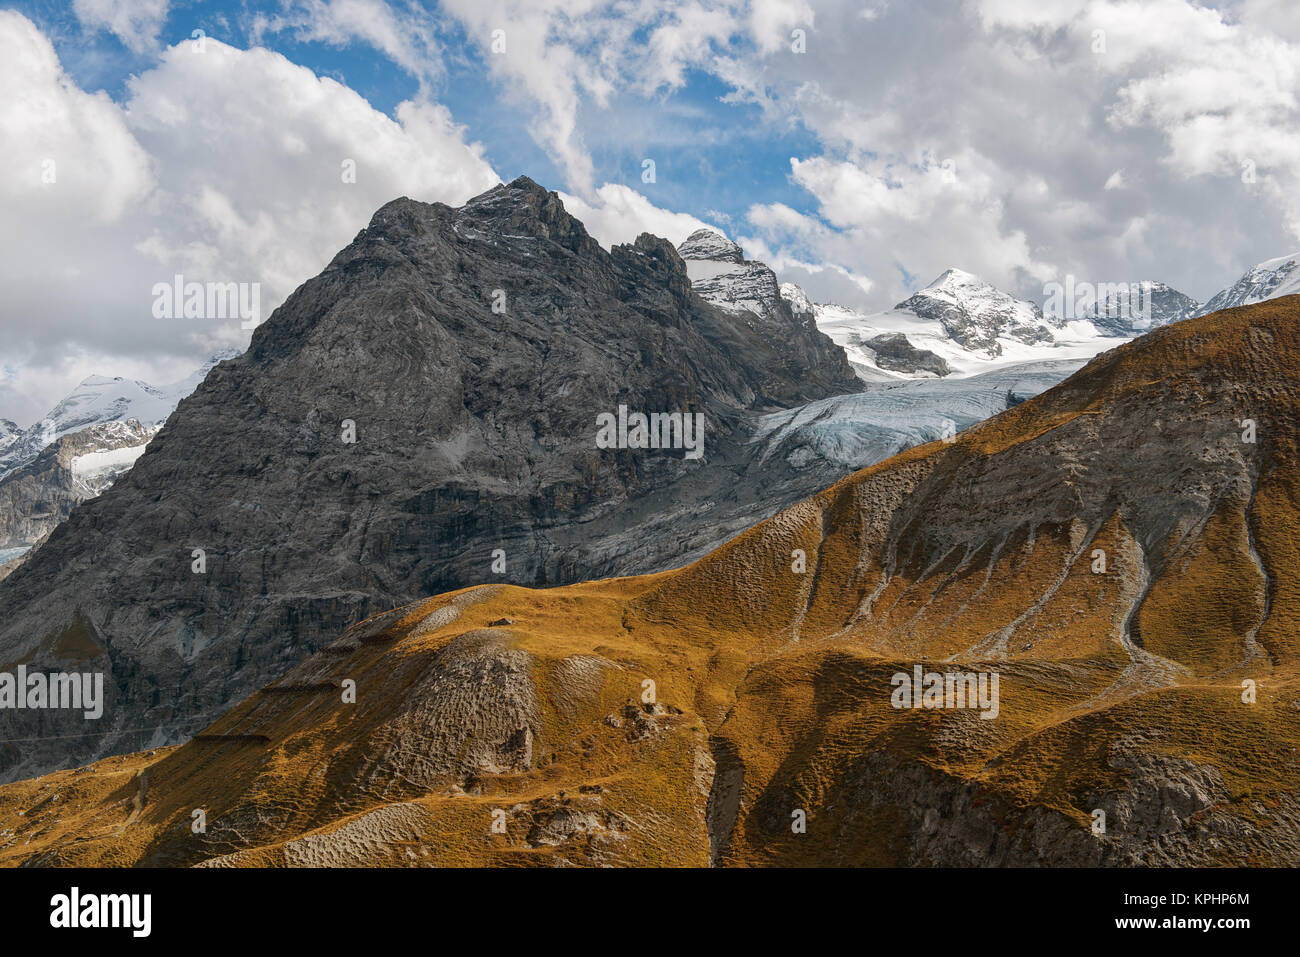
674,228,789,322
678,228,745,264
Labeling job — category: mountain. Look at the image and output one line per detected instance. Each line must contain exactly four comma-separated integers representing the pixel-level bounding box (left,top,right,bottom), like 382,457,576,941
1196,253,1300,316
4,293,1296,867
0,419,18,455
0,349,240,480
1086,280,1199,336
807,270,1195,384
674,229,847,384
0,177,860,782
815,301,1126,385
895,268,1058,355
0,418,157,550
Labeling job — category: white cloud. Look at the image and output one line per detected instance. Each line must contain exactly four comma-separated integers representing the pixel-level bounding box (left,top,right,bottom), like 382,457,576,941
251,0,445,87
718,0,1300,307
742,152,1053,306
0,10,153,228
434,0,810,195
124,39,498,307
558,183,717,248
0,14,498,424
72,0,171,53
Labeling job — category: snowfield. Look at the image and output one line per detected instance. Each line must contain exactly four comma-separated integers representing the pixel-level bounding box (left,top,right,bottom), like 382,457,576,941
71,443,150,493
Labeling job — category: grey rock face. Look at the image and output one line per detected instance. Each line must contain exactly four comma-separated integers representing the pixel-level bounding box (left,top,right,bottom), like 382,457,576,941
677,229,745,265
0,177,859,782
676,231,850,387
859,333,951,377
824,746,1297,866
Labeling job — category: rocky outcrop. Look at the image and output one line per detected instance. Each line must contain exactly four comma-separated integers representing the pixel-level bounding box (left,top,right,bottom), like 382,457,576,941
676,229,851,388
859,332,951,376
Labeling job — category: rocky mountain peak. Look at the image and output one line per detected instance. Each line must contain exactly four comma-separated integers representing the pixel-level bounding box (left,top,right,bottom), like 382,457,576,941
779,282,814,319
678,228,744,264
896,267,1052,356
357,176,600,263
460,175,598,255
1087,280,1199,336
1195,252,1300,316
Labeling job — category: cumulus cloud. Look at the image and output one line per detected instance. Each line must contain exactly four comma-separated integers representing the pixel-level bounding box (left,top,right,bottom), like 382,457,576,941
72,0,171,53
435,0,810,195
411,0,1300,314
558,183,718,248
250,0,445,88
0,13,497,425
726,0,1300,308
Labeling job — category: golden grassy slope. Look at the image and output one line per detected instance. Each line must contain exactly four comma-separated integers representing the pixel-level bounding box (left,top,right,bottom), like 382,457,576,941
3,297,1299,867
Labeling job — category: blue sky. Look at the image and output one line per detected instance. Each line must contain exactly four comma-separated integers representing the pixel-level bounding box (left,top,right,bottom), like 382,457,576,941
2,0,1299,424
16,0,826,235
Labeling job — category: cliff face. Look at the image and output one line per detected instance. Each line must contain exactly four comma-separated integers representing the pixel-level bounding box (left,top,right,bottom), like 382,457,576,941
0,177,859,781
4,296,1296,867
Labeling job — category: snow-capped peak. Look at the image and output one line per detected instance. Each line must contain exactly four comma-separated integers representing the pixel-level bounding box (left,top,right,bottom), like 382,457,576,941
894,268,1054,356
676,229,783,321
0,348,242,480
907,268,1034,317
779,282,814,318
1195,252,1300,316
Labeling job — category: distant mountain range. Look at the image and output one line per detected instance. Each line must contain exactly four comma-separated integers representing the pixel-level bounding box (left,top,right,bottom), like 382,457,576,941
1195,253,1300,316
748,250,1299,383
0,350,239,481
0,351,240,576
